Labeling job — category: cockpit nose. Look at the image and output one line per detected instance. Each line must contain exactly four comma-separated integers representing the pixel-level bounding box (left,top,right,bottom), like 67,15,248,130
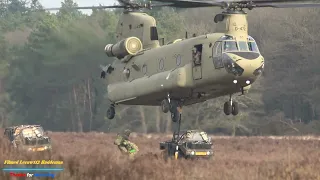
223,52,265,80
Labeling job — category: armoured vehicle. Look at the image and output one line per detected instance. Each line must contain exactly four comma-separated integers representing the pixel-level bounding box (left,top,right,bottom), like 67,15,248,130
160,129,213,160
44,1,320,123
4,125,52,152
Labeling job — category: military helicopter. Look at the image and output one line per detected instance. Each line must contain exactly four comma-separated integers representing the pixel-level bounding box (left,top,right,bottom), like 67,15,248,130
45,0,320,123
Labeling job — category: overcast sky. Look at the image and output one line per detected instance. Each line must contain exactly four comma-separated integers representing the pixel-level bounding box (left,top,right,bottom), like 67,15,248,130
39,0,118,14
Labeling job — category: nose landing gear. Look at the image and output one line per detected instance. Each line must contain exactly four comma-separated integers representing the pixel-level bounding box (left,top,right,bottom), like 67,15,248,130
223,94,239,116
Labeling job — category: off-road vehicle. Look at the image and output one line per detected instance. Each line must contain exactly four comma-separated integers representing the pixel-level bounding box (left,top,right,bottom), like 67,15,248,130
159,113,213,160
4,125,52,152
160,129,214,160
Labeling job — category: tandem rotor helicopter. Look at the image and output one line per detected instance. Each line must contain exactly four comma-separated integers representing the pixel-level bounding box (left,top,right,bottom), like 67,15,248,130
46,0,320,123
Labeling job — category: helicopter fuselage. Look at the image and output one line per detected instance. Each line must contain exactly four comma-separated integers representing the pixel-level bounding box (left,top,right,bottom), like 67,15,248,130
106,33,264,106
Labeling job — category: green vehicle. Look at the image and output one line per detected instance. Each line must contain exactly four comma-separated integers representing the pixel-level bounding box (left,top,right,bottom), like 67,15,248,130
160,130,214,160
4,125,52,152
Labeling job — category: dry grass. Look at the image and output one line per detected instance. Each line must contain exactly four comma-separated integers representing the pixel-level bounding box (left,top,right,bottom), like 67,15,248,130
1,130,320,180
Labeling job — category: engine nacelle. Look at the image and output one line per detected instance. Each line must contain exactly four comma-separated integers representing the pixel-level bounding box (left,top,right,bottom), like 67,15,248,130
104,37,143,59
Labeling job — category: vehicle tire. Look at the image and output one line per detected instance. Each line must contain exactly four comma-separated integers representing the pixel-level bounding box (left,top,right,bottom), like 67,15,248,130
223,101,231,115
107,107,115,119
161,99,170,113
232,101,239,116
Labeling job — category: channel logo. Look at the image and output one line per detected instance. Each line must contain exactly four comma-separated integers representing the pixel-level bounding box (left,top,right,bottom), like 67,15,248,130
10,172,55,178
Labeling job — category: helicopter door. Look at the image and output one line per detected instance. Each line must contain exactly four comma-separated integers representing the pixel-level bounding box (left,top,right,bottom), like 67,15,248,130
192,44,203,80
212,41,223,69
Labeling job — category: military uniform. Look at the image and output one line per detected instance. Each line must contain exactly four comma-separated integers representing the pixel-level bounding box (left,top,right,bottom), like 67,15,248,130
114,129,139,159
192,48,201,65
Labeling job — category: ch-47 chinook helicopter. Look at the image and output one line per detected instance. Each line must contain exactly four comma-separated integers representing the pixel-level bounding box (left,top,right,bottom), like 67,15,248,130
46,0,320,123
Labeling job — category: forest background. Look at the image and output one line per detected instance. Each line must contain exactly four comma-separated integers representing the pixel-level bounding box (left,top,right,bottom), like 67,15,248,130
0,0,319,136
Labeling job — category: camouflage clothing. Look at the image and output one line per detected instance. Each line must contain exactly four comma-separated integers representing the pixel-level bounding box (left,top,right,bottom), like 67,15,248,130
114,130,139,159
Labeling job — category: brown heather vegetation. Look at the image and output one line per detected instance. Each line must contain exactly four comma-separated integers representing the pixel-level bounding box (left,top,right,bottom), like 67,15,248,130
1,130,320,180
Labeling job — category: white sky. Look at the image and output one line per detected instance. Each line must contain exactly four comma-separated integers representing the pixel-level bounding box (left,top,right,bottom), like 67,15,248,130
39,0,118,14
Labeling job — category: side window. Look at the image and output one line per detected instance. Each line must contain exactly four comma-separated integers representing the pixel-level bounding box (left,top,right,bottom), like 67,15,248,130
212,42,223,69
159,58,164,70
150,26,158,40
248,42,259,52
176,55,181,66
215,42,222,56
192,44,202,66
142,64,147,75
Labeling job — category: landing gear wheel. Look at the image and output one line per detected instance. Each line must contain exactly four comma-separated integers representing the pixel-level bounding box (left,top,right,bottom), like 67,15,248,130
171,111,180,123
169,100,179,113
223,101,232,115
161,99,170,113
231,101,239,116
107,106,115,119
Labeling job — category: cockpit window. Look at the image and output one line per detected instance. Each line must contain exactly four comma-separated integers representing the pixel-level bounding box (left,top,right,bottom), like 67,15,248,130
238,41,249,51
223,41,238,52
248,41,259,52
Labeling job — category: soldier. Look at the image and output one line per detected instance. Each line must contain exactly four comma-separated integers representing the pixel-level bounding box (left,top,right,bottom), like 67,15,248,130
192,47,202,65
114,129,139,159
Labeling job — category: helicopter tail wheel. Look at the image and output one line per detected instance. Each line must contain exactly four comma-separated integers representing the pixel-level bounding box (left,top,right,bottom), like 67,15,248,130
106,106,115,119
231,101,239,116
223,101,232,115
161,99,170,113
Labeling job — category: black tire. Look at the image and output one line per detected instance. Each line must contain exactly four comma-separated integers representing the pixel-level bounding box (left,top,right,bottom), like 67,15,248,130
107,107,115,119
161,99,170,113
223,101,232,115
232,102,239,116
169,100,178,113
171,112,180,122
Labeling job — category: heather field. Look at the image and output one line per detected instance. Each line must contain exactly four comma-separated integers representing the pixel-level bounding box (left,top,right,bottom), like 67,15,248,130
1,130,320,180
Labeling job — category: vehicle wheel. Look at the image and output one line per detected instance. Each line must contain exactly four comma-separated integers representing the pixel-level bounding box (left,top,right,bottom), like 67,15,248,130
232,101,239,116
223,101,231,115
107,106,115,119
161,99,170,113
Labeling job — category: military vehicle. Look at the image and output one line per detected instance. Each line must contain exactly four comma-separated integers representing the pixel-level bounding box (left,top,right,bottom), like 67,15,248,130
45,1,320,123
160,130,214,160
159,114,213,160
4,125,52,152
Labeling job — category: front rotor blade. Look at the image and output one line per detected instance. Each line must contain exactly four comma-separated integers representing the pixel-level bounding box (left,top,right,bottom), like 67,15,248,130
151,0,224,8
255,3,320,8
44,5,125,11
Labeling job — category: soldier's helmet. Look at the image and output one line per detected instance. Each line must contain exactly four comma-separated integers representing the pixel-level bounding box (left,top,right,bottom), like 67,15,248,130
122,129,131,140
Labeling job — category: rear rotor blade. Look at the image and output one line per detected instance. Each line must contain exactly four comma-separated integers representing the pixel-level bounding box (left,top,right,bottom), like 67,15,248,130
44,5,125,11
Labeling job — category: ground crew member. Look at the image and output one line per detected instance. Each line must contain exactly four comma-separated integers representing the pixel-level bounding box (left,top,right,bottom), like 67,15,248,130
114,129,139,159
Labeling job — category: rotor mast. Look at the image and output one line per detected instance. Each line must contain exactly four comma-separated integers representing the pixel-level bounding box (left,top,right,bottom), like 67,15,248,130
224,11,248,41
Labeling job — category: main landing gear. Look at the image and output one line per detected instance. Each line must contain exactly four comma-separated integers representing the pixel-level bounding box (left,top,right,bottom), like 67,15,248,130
107,104,115,119
161,97,182,123
223,94,239,116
